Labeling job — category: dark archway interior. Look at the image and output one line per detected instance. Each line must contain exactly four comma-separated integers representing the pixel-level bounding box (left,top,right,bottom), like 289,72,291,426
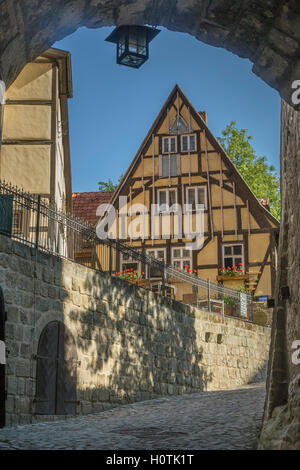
0,0,300,449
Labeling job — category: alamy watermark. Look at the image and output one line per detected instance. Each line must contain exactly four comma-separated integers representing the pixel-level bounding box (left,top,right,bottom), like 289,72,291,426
292,340,300,365
0,80,5,105
291,80,300,105
95,196,205,250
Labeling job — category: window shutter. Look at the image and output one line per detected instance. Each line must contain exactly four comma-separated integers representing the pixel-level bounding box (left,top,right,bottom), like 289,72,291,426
159,155,162,178
176,154,181,175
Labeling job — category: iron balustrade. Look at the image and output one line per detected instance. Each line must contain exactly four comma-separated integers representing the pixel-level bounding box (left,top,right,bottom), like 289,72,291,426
0,180,253,321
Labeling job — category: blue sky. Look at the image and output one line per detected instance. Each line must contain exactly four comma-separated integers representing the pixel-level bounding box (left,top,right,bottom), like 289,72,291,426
54,26,281,193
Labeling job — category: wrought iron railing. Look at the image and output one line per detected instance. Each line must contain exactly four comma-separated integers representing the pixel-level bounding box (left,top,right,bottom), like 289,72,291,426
0,180,253,321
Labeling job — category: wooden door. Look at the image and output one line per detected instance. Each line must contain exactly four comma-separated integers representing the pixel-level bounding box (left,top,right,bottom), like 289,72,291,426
35,321,77,415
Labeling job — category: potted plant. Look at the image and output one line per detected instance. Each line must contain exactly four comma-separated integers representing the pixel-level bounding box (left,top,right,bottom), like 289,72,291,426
223,295,239,316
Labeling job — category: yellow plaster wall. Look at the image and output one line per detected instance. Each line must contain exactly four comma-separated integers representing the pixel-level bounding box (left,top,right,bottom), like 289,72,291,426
248,233,270,263
5,62,53,101
0,145,51,193
2,105,52,140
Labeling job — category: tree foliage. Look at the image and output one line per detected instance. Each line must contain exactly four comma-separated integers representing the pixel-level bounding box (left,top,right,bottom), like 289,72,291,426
217,121,280,220
98,175,124,192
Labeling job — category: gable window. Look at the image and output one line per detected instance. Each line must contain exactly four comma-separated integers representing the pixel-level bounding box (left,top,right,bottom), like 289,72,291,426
186,186,207,210
172,247,192,271
170,115,189,134
181,134,196,152
162,136,177,153
222,244,244,269
158,189,177,212
146,248,166,278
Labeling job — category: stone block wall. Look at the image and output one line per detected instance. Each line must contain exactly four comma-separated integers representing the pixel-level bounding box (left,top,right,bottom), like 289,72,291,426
0,234,271,427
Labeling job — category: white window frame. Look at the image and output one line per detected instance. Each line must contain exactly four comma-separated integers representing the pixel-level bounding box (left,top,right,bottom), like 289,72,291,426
171,247,193,271
120,250,142,273
157,189,178,212
146,248,166,279
185,186,207,210
181,134,197,152
222,244,244,269
162,136,177,154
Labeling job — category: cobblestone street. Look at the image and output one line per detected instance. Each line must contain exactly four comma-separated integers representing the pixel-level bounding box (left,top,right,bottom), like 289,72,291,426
0,383,265,450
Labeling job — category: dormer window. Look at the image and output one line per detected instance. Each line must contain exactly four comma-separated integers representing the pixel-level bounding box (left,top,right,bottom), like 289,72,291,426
162,136,177,153
181,134,196,152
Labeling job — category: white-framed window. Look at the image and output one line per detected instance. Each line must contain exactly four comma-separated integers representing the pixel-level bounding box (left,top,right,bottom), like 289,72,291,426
160,154,180,178
162,136,177,153
146,248,166,278
222,244,244,269
157,189,177,212
172,247,192,271
181,134,196,152
120,250,141,274
185,186,207,210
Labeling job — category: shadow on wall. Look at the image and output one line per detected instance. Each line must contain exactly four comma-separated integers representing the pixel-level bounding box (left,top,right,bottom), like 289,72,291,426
67,270,212,415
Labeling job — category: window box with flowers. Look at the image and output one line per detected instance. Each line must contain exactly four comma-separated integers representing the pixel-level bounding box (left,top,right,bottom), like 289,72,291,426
217,264,248,290
114,269,150,288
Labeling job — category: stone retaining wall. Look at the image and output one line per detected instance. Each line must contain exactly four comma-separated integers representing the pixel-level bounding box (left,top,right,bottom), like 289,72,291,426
0,234,271,427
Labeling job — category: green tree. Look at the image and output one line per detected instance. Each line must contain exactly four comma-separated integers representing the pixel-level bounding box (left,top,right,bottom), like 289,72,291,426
98,174,124,192
217,121,280,220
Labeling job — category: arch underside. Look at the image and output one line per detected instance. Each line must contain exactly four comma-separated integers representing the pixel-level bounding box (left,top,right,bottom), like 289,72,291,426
0,0,299,108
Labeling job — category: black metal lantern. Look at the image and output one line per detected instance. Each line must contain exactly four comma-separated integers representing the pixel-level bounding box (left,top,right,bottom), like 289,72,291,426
105,25,161,69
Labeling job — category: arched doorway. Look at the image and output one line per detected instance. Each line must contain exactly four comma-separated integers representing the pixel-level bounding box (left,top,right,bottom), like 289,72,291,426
35,321,77,415
0,287,5,428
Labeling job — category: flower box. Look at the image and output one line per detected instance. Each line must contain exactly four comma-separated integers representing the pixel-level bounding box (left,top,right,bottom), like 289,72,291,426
217,274,248,290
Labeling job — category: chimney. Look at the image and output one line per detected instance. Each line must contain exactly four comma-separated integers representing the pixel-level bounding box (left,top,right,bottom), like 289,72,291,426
259,198,270,211
199,111,207,124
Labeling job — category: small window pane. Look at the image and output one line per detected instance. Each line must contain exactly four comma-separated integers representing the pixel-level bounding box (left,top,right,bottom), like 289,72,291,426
170,155,177,176
224,246,232,255
183,249,191,257
173,249,180,258
189,135,196,150
233,245,242,255
224,258,233,268
169,190,176,206
198,187,206,206
162,155,169,177
170,138,176,152
187,188,195,209
235,258,242,266
159,191,166,205
163,139,169,153
182,136,188,151
157,250,165,259
174,261,181,270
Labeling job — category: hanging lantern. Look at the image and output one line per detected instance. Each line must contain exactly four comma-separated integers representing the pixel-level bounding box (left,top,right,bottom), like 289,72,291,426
105,25,161,69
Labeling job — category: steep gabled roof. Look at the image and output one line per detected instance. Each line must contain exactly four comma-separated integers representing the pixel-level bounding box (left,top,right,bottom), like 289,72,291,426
72,192,114,226
111,84,279,228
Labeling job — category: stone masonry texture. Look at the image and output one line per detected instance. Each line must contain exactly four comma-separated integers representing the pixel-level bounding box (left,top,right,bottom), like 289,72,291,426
0,1,300,109
0,234,270,427
258,102,300,450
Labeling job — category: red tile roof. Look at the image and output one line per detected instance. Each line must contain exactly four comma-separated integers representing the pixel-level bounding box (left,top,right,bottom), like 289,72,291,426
72,192,114,226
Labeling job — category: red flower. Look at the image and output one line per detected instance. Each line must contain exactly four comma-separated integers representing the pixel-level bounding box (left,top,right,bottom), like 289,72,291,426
185,265,189,269
188,268,192,272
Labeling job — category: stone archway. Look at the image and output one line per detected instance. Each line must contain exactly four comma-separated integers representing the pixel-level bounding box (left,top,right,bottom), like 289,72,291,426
0,1,300,109
1,0,300,449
